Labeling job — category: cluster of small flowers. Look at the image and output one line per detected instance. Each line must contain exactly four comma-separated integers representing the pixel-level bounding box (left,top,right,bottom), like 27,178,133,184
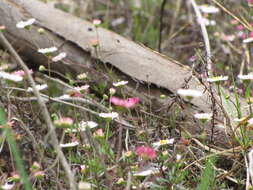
230,19,253,42
1,162,45,189
0,69,33,82
55,117,104,148
247,0,253,6
38,47,67,61
16,18,67,62
30,162,45,179
198,4,219,26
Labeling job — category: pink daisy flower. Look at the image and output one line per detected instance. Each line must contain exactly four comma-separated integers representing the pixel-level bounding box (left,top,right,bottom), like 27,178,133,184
136,146,157,160
110,96,140,108
12,69,33,77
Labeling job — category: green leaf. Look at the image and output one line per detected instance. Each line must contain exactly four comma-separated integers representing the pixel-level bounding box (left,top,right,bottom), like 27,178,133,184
197,156,216,190
0,107,7,125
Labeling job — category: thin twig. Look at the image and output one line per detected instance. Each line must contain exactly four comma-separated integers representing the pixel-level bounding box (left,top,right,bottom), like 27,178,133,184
211,0,252,31
168,0,182,40
158,0,167,52
189,0,212,76
0,32,77,190
126,171,132,190
247,149,253,189
4,87,136,129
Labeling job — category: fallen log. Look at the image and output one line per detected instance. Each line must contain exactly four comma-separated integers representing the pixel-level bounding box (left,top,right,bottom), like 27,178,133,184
0,0,248,148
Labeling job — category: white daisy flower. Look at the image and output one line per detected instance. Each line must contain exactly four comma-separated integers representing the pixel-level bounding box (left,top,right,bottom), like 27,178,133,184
78,182,92,190
77,73,87,80
60,141,79,148
198,5,219,14
27,84,48,92
93,19,102,26
238,74,253,80
109,88,116,95
234,117,246,122
67,121,98,133
176,154,182,161
16,18,36,29
0,25,6,31
74,85,90,92
152,138,175,148
80,121,98,129
38,47,58,54
58,94,71,99
243,37,253,44
207,75,228,83
200,18,216,26
0,71,23,82
194,113,212,121
52,52,67,62
113,81,128,87
134,168,159,177
247,118,253,125
1,180,15,190
177,89,203,99
134,165,166,177
99,112,119,119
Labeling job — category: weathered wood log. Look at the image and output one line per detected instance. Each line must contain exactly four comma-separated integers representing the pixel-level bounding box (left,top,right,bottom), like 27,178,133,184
0,0,247,148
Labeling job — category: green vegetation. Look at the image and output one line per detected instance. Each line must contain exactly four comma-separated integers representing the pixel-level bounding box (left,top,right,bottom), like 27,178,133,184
1,0,253,189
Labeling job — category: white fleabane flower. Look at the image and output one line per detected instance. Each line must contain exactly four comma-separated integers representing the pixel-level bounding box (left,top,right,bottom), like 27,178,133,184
52,52,67,62
58,94,71,99
0,71,23,82
198,5,219,14
27,84,48,92
207,76,228,83
234,117,246,122
134,165,167,177
77,73,87,80
152,138,175,148
177,89,203,100
1,181,15,190
78,182,92,190
74,85,90,92
238,74,253,80
109,88,116,95
60,141,79,148
78,121,98,131
134,168,159,177
176,154,182,161
194,113,212,121
113,81,128,87
200,18,216,26
16,18,36,29
66,121,98,133
93,19,102,26
0,25,6,31
243,37,253,44
247,118,253,125
247,118,253,129
38,47,58,54
99,112,119,119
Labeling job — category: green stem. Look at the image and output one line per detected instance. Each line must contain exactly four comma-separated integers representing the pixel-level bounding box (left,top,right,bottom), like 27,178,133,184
105,120,111,140
5,127,32,190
